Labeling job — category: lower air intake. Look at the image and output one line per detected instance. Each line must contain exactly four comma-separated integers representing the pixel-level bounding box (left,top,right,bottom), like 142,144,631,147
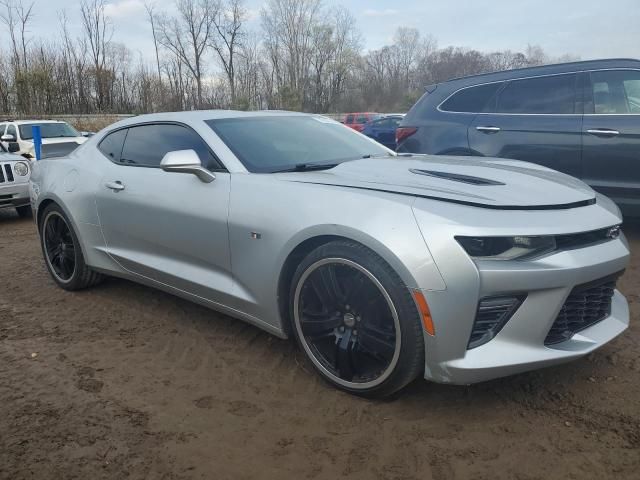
545,273,621,346
468,295,524,349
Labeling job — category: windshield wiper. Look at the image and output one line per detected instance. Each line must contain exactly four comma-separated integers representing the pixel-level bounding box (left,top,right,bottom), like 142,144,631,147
361,153,396,159
273,163,339,173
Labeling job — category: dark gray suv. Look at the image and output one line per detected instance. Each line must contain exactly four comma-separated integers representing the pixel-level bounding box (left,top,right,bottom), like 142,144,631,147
397,58,640,216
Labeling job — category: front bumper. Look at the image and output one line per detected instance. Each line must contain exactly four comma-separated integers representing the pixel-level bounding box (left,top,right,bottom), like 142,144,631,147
413,197,630,384
0,182,30,209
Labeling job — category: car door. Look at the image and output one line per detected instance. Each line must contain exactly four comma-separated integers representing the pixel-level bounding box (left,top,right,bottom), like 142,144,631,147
581,69,640,215
468,73,583,178
94,123,234,303
378,117,401,149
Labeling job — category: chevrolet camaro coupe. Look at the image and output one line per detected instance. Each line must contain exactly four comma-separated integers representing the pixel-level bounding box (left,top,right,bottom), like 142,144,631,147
29,111,630,397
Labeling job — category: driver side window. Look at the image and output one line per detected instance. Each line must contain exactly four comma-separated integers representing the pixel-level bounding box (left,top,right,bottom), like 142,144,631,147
100,123,223,171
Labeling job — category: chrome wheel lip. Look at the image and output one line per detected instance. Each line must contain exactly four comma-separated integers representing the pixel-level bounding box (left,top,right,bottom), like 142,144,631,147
42,211,76,284
293,257,402,390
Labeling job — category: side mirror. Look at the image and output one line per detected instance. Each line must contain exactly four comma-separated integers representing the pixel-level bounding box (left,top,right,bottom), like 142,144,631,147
160,149,216,183
81,131,94,137
1,134,15,142
7,142,20,153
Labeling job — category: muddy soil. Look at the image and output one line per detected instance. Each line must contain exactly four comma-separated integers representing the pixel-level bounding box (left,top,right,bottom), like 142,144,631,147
1,210,639,479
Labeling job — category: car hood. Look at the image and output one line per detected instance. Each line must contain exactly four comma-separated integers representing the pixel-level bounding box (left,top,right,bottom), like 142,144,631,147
39,137,87,145
279,155,596,209
0,151,27,162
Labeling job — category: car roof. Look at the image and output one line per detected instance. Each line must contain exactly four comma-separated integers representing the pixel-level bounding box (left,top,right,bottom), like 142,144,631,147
109,110,321,130
10,119,66,125
442,58,640,88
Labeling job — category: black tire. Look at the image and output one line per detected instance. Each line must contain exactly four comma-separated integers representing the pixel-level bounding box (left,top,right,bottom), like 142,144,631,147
15,205,31,218
39,203,104,291
289,240,425,398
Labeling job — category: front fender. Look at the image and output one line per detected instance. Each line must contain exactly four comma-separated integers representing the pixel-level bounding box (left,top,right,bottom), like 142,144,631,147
228,175,447,333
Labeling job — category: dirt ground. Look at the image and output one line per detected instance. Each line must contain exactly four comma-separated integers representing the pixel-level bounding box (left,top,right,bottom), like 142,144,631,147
1,209,639,480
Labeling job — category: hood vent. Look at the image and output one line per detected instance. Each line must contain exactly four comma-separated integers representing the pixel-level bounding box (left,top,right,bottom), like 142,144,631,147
409,168,505,186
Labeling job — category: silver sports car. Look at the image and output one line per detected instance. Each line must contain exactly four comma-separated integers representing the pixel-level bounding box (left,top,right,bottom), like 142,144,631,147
30,111,630,397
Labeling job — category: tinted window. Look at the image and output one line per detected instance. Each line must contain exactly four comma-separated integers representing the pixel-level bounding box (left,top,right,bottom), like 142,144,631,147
207,116,390,173
6,124,17,138
356,114,368,123
19,122,80,140
496,74,576,114
375,117,402,128
119,124,219,169
345,114,354,124
590,70,640,114
98,128,128,162
441,82,504,113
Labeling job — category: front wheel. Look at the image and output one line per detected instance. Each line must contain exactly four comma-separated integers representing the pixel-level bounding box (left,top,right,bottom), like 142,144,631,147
290,240,425,398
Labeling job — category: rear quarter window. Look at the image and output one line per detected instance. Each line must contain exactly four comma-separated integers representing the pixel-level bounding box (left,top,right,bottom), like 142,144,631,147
98,128,128,162
440,82,504,113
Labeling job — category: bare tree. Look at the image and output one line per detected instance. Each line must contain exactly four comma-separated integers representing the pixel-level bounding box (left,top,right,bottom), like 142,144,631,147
261,0,322,109
0,0,21,68
15,0,33,71
145,1,163,82
80,0,113,111
211,0,245,106
157,0,218,108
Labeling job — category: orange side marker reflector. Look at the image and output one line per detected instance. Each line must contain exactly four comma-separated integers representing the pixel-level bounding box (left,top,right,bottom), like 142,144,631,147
412,290,435,336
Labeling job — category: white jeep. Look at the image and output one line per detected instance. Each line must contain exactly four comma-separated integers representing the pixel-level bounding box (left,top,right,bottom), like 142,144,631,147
0,119,87,159
0,146,31,217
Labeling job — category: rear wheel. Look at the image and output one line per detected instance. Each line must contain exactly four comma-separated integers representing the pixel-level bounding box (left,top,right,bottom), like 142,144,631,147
39,204,103,290
290,240,425,397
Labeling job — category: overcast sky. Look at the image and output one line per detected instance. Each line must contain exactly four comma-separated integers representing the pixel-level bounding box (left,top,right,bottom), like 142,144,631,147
14,0,640,63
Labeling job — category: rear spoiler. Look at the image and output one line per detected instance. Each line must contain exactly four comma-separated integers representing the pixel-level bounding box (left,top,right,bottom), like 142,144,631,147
424,84,438,93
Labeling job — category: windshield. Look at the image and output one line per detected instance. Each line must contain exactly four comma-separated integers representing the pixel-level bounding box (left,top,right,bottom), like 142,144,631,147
206,116,392,173
19,122,81,140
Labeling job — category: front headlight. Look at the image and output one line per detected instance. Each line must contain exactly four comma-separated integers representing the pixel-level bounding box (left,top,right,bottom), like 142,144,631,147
456,235,556,261
14,161,29,176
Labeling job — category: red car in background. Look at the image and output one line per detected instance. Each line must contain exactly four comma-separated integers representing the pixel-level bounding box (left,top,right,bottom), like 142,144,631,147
342,112,381,132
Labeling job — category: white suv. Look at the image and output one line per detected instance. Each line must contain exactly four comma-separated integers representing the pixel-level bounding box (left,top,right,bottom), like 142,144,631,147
0,145,31,217
0,120,87,159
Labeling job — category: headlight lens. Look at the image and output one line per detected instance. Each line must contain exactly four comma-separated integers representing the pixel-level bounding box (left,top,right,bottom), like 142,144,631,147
14,161,29,176
456,235,556,261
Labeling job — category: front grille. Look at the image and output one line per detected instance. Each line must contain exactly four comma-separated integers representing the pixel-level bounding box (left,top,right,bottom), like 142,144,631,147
545,273,621,345
0,193,13,205
0,164,14,183
555,227,616,251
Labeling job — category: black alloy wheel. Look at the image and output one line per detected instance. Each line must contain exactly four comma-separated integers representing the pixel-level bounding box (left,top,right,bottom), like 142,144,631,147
291,240,425,397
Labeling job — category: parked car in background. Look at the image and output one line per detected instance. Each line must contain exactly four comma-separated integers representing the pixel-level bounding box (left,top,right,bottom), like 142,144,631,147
0,144,31,217
0,120,87,159
397,58,640,216
30,110,629,397
343,112,381,132
361,114,404,150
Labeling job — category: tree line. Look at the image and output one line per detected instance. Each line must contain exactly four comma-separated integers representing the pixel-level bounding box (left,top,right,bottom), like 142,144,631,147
0,0,578,116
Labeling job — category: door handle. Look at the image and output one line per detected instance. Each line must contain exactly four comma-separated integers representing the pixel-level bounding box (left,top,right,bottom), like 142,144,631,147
105,181,125,191
586,128,620,137
476,126,501,134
